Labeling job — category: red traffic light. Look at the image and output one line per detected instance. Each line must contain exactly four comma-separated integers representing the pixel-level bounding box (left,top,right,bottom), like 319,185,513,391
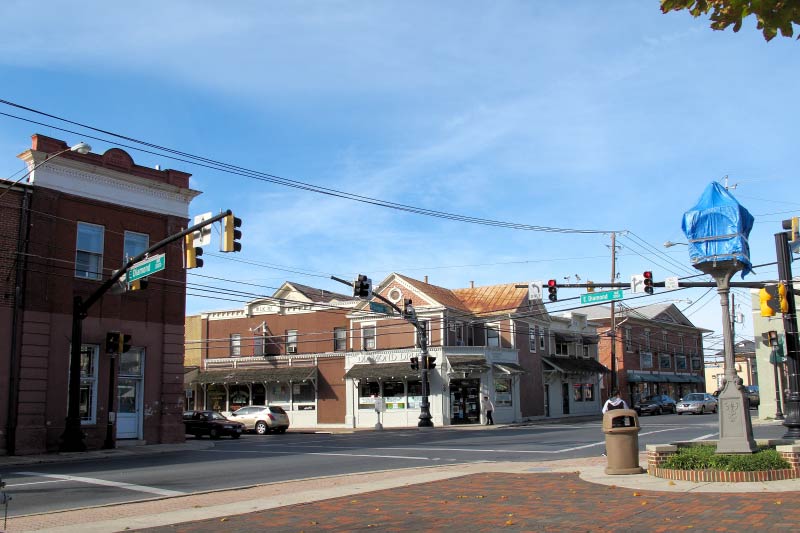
547,279,558,302
643,271,653,279
547,279,557,287
643,271,654,294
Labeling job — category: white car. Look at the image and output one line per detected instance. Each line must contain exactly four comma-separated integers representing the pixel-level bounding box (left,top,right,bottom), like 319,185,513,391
228,405,290,434
676,393,718,415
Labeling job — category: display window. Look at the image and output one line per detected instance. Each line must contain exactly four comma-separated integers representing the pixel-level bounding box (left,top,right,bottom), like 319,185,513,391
293,382,315,410
407,380,422,409
494,377,512,407
383,381,406,409
358,381,380,409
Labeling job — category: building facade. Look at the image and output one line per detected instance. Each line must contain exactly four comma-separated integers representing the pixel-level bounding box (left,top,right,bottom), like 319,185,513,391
1,134,198,455
583,303,708,406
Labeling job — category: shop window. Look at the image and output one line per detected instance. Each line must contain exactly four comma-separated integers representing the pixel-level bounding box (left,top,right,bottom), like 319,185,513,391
362,325,376,351
123,230,148,262
229,385,250,412
573,383,583,402
383,381,406,409
230,334,241,357
659,353,672,370
640,352,653,369
407,380,422,409
269,383,291,406
293,382,316,410
207,385,226,412
286,330,298,354
494,377,512,407
75,222,104,280
583,384,594,401
71,344,99,424
676,355,687,370
252,383,266,405
487,325,500,348
334,327,347,351
358,381,380,409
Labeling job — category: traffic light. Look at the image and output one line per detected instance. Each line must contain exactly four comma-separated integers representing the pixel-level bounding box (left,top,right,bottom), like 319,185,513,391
643,271,654,295
120,333,132,353
547,279,558,302
425,355,437,369
353,274,372,299
410,356,419,370
759,285,780,317
777,282,790,314
129,279,149,291
222,214,242,252
105,331,121,353
185,234,204,269
586,281,595,293
402,298,415,319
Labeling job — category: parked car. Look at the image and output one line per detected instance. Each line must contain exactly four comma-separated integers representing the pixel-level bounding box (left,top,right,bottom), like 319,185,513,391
745,385,760,408
228,405,290,434
676,393,718,415
183,410,244,439
634,394,677,416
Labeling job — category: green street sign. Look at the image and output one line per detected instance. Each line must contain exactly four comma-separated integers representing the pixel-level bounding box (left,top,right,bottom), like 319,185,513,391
369,301,391,314
580,289,623,305
127,254,166,283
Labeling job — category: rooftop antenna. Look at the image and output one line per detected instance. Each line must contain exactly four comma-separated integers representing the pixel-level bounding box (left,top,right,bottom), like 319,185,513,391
722,175,738,190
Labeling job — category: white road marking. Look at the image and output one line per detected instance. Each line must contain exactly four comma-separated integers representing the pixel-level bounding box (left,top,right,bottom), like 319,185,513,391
6,479,69,488
691,432,718,441
14,472,185,497
199,449,435,460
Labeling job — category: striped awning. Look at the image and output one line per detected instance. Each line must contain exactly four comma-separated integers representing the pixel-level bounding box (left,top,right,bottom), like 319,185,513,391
194,366,317,384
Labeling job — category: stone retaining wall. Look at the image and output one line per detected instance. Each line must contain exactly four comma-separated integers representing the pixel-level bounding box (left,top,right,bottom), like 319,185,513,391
646,443,800,483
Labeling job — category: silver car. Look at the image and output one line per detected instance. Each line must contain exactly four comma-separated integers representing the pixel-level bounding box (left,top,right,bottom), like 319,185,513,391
228,405,290,434
676,393,718,415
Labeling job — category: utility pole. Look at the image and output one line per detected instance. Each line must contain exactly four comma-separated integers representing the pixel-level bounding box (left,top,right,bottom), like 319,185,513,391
609,232,618,393
776,230,800,439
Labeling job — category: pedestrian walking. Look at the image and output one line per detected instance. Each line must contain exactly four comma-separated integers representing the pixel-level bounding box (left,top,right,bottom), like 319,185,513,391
601,388,628,456
483,395,494,425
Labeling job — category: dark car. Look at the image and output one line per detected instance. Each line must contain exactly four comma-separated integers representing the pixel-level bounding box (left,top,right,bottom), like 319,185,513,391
745,385,760,408
634,394,677,416
183,410,244,439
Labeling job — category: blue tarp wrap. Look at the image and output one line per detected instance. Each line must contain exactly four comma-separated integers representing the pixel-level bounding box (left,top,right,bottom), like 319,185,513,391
681,182,754,278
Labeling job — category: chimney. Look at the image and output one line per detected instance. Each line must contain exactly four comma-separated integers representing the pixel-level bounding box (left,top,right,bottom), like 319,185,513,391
470,281,474,288
424,275,428,284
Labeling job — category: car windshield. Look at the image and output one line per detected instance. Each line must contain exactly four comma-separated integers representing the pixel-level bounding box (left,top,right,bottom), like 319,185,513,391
210,412,228,420
684,394,704,401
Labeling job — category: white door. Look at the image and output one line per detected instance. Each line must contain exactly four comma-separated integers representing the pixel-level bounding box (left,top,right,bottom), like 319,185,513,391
116,349,144,440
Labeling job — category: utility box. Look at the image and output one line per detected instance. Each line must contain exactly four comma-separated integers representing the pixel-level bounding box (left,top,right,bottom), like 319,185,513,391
603,409,644,475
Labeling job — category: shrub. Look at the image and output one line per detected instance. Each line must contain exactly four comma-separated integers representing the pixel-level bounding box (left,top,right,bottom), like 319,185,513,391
661,445,790,472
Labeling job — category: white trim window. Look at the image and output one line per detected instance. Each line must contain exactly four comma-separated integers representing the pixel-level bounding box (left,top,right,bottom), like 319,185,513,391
640,352,653,369
529,326,537,352
643,329,651,351
286,330,298,354
123,231,149,262
75,222,104,280
71,344,99,424
539,327,546,351
486,325,500,348
230,334,241,357
662,330,669,352
334,327,347,351
362,325,376,351
555,339,569,356
625,327,632,352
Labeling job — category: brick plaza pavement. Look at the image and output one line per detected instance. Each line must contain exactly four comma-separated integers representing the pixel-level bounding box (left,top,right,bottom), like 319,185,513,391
139,470,800,533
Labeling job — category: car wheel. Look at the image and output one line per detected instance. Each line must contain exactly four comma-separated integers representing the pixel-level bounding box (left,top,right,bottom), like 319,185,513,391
713,405,718,413
255,421,269,435
231,433,241,439
210,428,220,440
656,407,662,416
700,406,705,414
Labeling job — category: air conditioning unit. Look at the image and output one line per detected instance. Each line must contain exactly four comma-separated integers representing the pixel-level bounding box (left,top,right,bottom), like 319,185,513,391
287,346,297,354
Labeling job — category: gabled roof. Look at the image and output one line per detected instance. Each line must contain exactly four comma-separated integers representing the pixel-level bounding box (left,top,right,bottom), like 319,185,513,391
393,274,472,312
581,302,710,332
452,282,530,315
281,281,353,303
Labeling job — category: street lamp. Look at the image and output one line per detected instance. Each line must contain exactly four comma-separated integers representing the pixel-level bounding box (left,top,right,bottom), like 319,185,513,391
0,142,91,201
767,330,785,420
663,241,688,248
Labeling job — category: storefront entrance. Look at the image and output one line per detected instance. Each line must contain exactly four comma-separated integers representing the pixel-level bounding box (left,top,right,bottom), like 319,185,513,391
449,379,481,424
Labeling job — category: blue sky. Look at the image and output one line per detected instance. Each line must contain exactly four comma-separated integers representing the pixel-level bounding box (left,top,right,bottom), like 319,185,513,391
1,1,798,353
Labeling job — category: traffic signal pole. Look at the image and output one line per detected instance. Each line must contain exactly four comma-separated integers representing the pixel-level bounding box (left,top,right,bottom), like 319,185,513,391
61,210,232,452
775,231,800,439
609,232,618,392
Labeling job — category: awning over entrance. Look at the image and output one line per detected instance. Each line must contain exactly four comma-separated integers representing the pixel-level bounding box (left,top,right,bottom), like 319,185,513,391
627,373,658,383
627,373,703,384
344,362,421,380
493,362,527,375
447,355,490,374
542,356,610,375
194,366,317,385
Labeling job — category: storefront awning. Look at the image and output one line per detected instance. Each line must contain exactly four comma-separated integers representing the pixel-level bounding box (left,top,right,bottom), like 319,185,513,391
194,366,317,385
627,373,659,383
542,356,610,375
344,362,421,380
447,355,490,373
493,362,527,375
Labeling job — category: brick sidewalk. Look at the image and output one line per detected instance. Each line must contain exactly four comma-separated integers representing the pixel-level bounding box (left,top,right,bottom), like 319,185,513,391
138,471,800,533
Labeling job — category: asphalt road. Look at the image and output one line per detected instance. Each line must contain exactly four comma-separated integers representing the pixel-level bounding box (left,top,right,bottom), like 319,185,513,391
1,412,785,517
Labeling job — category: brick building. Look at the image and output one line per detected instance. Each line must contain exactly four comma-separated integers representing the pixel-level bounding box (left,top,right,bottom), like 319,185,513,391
583,303,708,406
1,134,199,455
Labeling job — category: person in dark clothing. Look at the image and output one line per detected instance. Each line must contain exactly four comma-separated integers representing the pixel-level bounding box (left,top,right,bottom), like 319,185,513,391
483,396,494,425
